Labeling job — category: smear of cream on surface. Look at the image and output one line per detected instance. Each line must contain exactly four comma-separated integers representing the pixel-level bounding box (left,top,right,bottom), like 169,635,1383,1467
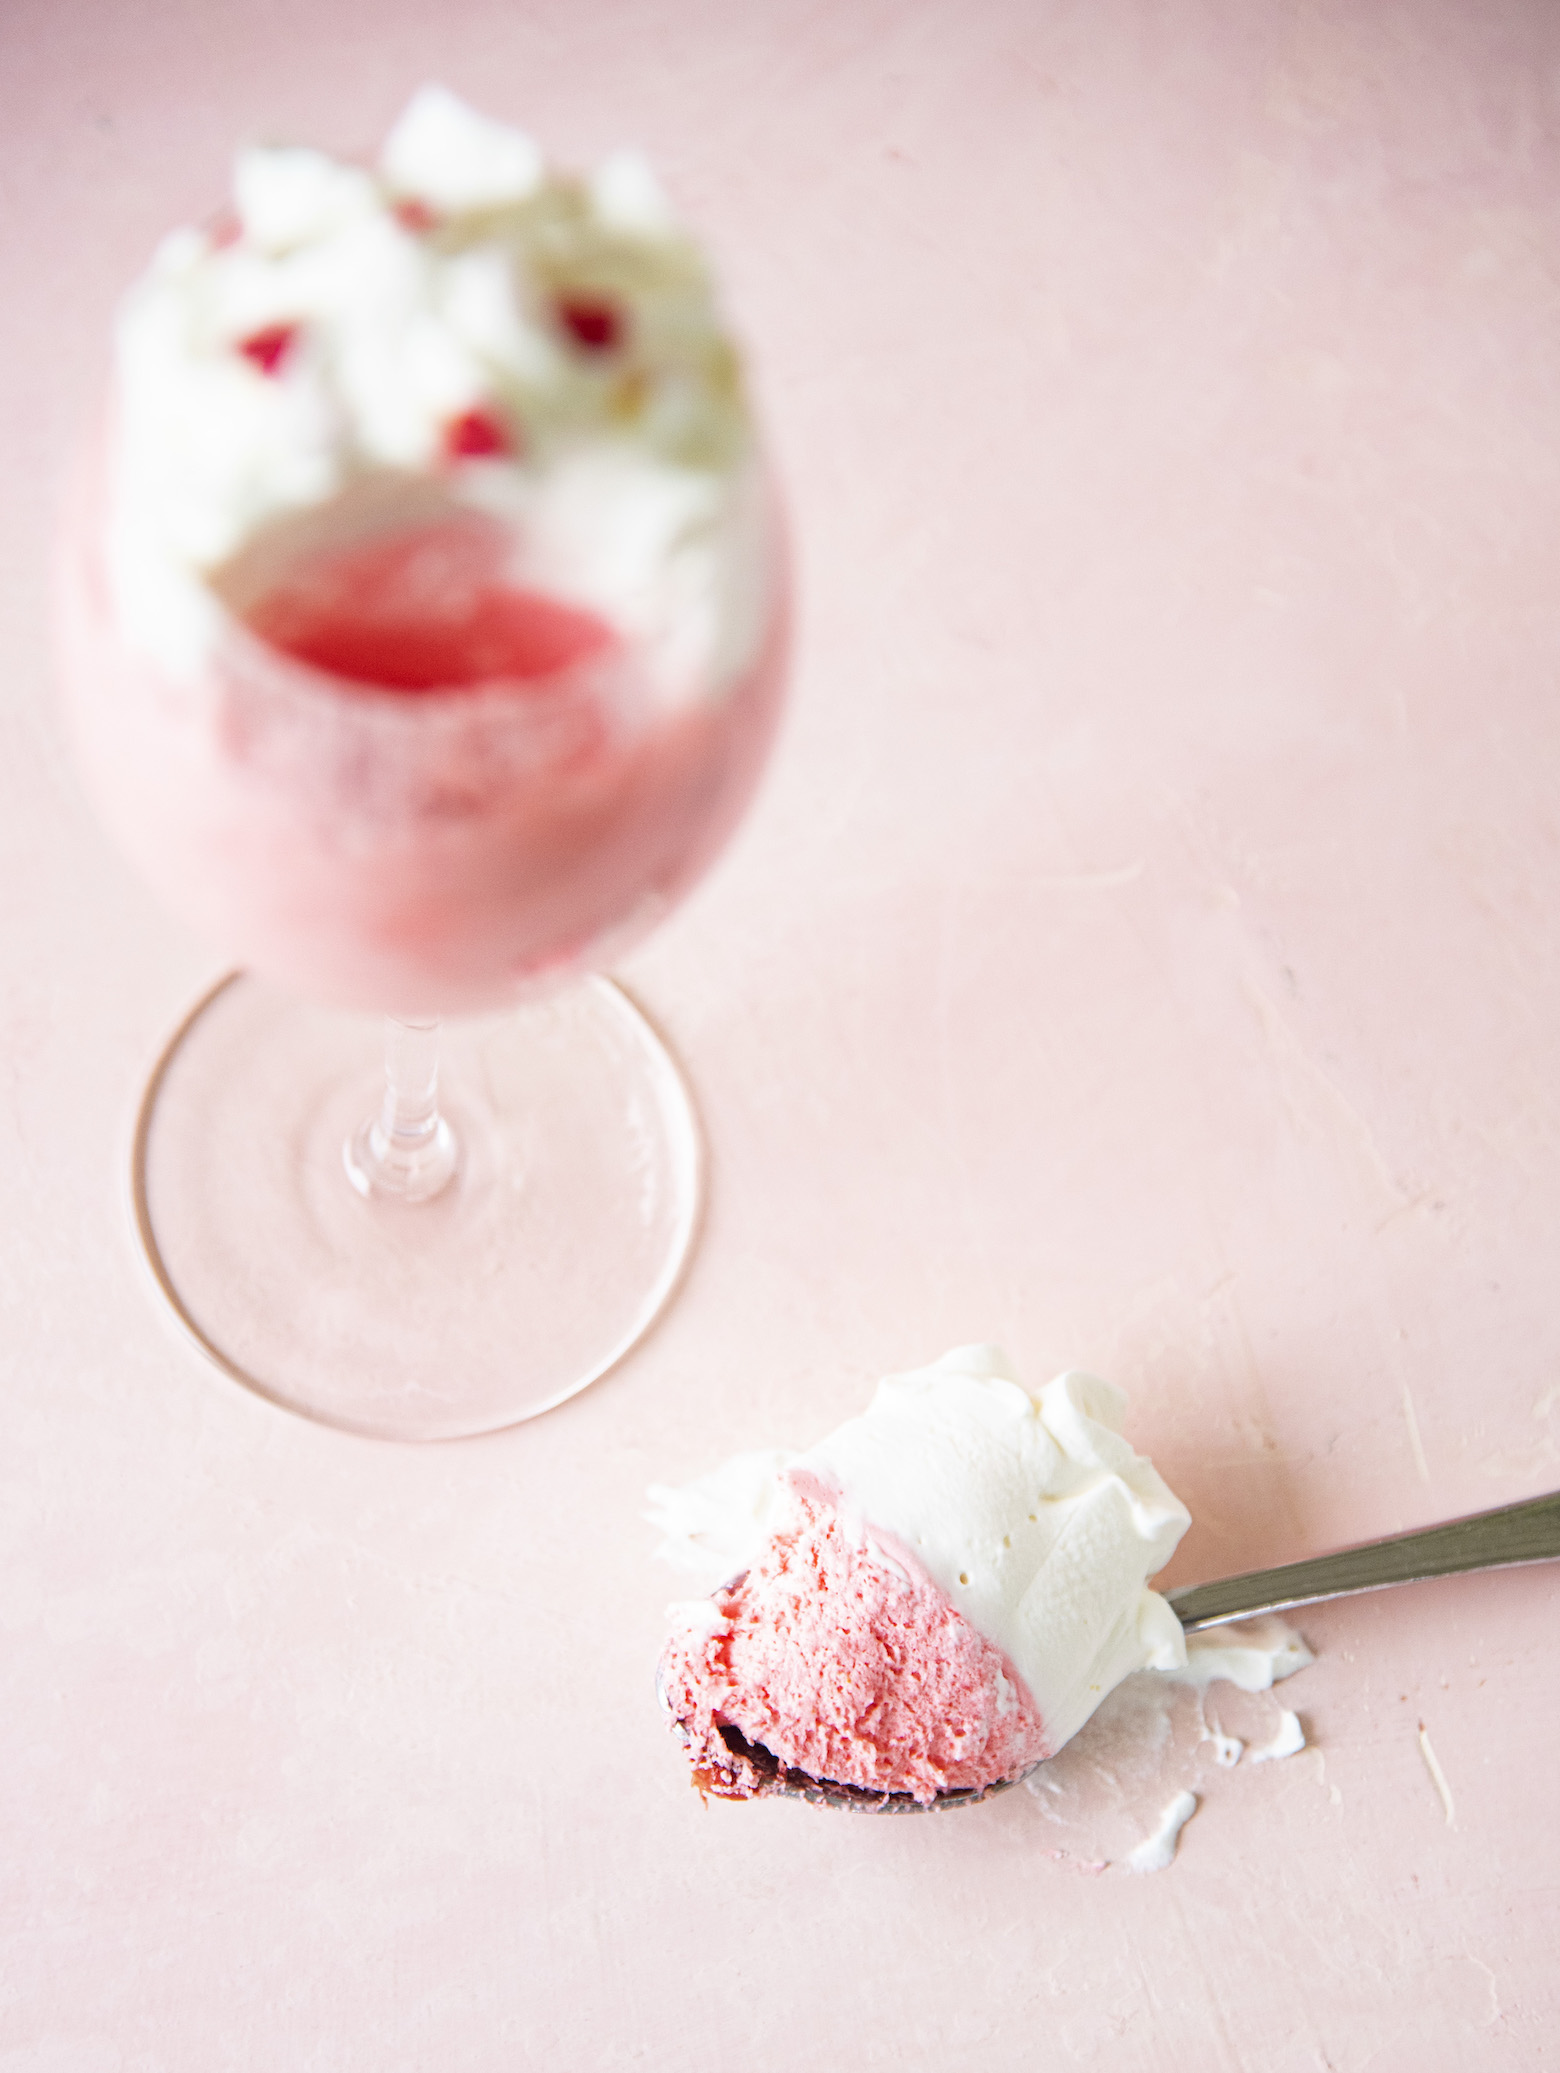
1124,1790,1199,1873
1022,1617,1315,1872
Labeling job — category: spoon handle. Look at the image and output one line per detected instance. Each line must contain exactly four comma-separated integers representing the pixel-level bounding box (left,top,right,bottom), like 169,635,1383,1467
1165,1488,1560,1632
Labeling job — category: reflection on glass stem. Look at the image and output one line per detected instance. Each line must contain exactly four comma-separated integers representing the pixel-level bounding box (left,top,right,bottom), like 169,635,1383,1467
344,1014,459,1203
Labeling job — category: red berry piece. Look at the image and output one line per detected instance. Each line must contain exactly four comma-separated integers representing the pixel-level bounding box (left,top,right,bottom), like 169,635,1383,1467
238,323,299,377
556,294,624,354
443,406,513,460
393,197,439,234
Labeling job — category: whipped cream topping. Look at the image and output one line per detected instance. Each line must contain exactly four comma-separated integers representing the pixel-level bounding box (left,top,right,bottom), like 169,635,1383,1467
649,1345,1192,1761
105,85,755,681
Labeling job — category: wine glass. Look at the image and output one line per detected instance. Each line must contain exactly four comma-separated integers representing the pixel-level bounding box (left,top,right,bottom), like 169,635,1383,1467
55,204,787,1441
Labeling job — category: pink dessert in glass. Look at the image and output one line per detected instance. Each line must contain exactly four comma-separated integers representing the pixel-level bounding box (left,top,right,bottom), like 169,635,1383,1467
59,87,785,1016
60,477,784,1017
56,88,788,1438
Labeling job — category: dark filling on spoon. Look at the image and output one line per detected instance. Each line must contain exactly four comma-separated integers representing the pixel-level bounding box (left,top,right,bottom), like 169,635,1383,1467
698,1720,1027,1814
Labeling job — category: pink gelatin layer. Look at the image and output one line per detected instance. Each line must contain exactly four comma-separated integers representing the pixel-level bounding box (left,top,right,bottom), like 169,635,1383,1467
56,495,786,1015
243,520,614,692
658,1471,1050,1806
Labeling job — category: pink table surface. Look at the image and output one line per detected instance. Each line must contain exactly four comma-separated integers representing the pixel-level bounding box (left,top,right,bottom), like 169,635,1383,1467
3,1,1559,2066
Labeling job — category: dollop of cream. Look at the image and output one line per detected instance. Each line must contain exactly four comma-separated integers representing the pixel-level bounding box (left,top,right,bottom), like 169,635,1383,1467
804,1346,1192,1756
103,86,752,681
647,1345,1192,1763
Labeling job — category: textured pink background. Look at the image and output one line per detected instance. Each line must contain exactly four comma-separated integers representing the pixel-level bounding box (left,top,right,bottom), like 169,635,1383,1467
3,1,1560,2065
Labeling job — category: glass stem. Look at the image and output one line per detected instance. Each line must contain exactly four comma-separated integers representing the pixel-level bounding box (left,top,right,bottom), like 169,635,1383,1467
345,1015,459,1203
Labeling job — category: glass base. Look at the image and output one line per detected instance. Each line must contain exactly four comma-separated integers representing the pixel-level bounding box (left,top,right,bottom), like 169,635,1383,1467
132,972,702,1439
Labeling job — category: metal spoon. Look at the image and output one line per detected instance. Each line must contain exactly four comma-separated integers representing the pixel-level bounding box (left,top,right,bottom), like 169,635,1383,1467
735,1487,1560,1813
